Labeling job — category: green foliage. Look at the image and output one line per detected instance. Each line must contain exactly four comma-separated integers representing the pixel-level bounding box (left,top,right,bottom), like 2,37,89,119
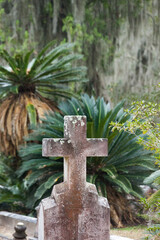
0,154,29,213
26,104,37,127
111,98,160,183
44,1,53,17
9,30,36,55
144,170,160,186
112,95,160,239
0,41,87,99
112,100,160,157
144,225,160,240
15,94,155,209
62,13,115,69
140,198,160,240
0,0,37,54
62,16,84,53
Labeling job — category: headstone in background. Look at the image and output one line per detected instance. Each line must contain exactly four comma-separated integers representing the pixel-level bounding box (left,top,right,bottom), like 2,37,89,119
38,116,110,240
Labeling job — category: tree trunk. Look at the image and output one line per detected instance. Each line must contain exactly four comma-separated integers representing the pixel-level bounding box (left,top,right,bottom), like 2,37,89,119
72,0,86,24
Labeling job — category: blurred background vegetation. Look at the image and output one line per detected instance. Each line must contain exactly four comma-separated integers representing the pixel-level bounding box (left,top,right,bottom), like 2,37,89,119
0,0,159,237
0,0,160,106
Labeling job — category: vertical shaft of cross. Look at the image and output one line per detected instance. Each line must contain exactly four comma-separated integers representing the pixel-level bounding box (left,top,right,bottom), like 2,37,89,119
64,116,87,191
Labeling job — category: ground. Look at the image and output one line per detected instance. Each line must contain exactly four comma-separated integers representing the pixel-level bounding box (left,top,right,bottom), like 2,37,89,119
0,225,148,240
110,226,148,239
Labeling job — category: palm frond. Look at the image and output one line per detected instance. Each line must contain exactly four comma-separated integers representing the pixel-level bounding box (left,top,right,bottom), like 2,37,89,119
0,42,87,97
148,190,160,206
18,94,155,205
144,170,160,184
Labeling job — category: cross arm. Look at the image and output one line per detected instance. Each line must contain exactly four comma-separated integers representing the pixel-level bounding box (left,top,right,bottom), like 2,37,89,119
86,138,108,157
42,138,72,157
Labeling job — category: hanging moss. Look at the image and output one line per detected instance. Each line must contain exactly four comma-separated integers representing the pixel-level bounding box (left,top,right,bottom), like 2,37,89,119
0,0,159,103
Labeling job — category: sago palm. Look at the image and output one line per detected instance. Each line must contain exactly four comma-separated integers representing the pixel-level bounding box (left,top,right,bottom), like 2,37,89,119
0,156,28,214
18,94,156,227
0,42,86,156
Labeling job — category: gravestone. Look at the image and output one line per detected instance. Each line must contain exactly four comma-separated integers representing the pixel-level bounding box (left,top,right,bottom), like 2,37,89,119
38,116,110,240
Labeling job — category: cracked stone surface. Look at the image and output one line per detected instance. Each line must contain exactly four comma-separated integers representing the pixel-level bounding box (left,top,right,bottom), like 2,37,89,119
38,116,110,240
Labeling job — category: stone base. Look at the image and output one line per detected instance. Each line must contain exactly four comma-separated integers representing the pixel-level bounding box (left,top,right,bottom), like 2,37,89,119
38,182,110,240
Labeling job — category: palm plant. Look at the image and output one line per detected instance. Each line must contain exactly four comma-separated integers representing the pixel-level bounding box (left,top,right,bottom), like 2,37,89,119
17,94,156,227
0,156,28,214
0,42,86,156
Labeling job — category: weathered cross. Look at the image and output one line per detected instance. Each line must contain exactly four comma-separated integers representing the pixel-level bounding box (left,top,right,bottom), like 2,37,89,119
42,116,108,195
40,116,110,240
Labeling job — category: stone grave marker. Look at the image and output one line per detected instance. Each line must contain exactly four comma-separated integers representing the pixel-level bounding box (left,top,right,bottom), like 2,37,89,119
38,115,110,240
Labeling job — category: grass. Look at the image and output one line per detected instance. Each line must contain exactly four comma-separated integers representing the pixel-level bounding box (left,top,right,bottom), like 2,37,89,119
110,225,148,240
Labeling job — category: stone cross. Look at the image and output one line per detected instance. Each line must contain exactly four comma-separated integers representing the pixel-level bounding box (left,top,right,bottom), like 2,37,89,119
43,116,108,200
38,116,110,240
